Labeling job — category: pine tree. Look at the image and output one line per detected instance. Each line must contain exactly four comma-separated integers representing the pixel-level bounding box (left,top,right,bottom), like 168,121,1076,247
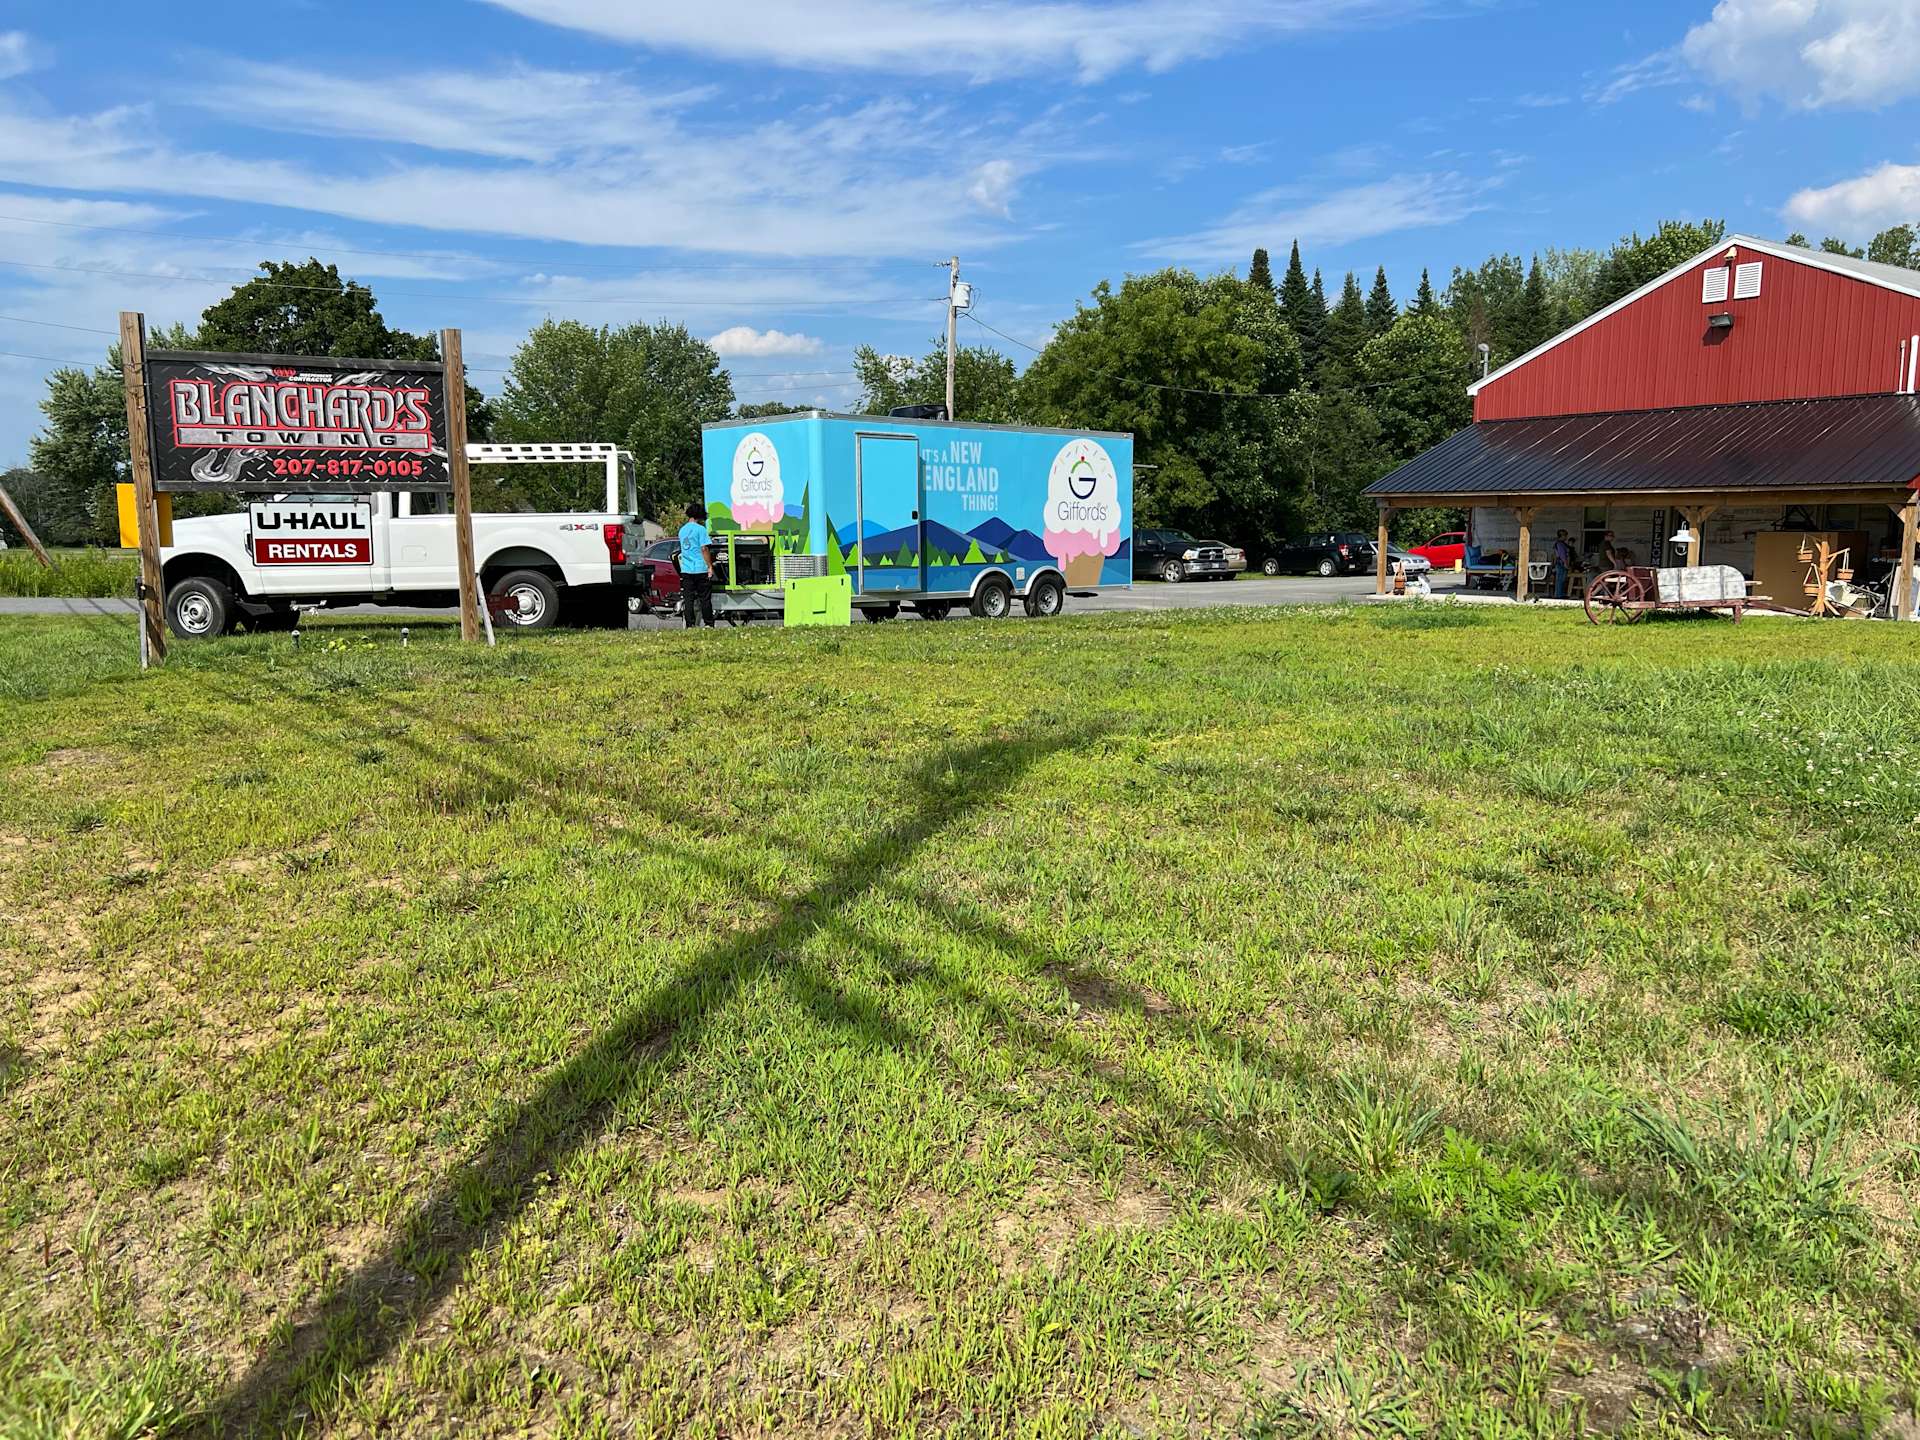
1516,256,1553,353
1412,268,1439,317
963,538,986,563
1365,267,1397,335
1278,241,1324,373
1248,247,1275,295
1322,271,1368,378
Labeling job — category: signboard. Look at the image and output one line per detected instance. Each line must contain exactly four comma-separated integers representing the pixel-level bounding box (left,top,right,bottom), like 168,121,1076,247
144,349,449,493
249,501,373,565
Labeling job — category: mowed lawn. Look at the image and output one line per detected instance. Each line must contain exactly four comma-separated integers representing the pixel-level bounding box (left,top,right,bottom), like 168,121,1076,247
3,604,1919,1439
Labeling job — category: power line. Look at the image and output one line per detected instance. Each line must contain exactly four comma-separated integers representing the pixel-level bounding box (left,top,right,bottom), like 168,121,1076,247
0,211,897,275
0,313,117,336
0,348,81,366
0,256,946,311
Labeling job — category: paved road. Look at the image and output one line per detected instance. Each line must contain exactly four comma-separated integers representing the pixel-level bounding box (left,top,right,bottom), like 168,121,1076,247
0,574,1438,624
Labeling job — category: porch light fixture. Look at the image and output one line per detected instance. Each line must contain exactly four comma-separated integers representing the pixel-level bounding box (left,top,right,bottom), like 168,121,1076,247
1671,524,1696,546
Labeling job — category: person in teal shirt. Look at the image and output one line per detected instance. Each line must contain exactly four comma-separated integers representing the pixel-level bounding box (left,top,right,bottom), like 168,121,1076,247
677,502,714,628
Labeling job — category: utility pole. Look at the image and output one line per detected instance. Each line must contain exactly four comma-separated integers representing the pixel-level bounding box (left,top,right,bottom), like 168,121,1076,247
943,256,960,420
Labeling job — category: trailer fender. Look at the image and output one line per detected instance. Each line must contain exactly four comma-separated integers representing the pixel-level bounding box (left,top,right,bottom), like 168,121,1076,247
1017,564,1065,597
966,566,1017,600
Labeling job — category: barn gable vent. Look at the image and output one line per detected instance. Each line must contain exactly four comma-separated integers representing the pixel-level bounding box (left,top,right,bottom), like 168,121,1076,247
1733,261,1763,300
1701,267,1730,304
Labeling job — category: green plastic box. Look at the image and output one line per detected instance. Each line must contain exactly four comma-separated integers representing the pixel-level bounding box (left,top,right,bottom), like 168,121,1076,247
782,573,852,627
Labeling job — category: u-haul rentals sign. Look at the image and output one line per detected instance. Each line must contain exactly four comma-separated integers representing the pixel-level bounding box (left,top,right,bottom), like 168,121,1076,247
250,502,373,565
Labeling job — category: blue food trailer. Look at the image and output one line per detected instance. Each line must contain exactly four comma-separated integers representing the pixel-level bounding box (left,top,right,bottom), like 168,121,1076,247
698,412,1133,621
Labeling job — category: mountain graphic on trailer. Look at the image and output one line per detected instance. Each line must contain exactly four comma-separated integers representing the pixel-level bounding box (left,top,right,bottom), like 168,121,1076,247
836,517,1057,563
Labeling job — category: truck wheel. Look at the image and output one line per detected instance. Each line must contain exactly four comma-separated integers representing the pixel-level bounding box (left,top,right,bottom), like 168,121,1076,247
491,570,560,629
1159,559,1184,583
1317,558,1337,577
911,602,952,621
166,577,235,639
860,603,900,623
1023,574,1066,617
970,575,1014,619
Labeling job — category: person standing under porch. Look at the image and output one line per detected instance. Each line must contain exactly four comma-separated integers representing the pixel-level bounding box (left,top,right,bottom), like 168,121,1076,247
1551,529,1572,599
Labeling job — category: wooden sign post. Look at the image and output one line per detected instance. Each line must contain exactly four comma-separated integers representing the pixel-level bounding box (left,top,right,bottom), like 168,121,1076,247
440,328,485,644
119,311,168,666
0,480,51,567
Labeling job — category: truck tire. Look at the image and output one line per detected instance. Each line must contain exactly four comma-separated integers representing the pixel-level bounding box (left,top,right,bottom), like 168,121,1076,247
491,570,560,629
1023,574,1066,617
1261,557,1280,577
970,574,1014,619
860,603,900,623
910,601,952,621
1159,559,1184,583
1317,557,1337,577
166,577,236,639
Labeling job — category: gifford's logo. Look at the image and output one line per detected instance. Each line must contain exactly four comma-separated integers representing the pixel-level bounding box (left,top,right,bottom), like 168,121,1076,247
730,431,784,527
1066,455,1098,501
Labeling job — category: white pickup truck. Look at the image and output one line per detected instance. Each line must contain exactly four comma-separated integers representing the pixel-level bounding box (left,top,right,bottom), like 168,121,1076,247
159,443,644,637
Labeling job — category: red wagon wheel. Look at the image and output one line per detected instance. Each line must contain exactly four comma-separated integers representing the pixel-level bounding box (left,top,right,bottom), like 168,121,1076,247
1584,569,1645,625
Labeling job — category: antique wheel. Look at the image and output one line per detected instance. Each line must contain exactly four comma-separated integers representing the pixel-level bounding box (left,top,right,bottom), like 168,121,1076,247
1583,570,1640,625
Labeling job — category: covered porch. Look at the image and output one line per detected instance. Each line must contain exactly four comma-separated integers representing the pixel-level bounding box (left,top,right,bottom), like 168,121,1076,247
1364,395,1920,614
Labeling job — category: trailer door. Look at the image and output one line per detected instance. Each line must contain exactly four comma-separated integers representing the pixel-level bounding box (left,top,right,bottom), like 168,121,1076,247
855,432,923,595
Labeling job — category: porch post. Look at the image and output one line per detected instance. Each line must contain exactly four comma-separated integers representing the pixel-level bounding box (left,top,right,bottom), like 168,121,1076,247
1894,496,1919,620
1515,506,1534,602
1683,504,1716,566
1375,505,1391,595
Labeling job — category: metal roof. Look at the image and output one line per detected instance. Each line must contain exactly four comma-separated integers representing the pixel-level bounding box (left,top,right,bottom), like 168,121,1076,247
1366,393,1920,500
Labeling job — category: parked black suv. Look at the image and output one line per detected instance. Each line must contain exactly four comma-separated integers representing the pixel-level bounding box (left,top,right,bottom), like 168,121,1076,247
1133,528,1247,582
1258,532,1372,577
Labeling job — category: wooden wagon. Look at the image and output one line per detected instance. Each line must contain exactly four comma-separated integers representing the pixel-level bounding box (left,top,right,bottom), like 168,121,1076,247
1583,564,1761,624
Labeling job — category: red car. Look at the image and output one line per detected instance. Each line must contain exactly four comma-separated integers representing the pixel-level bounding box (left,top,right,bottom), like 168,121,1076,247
636,539,682,613
1409,530,1467,569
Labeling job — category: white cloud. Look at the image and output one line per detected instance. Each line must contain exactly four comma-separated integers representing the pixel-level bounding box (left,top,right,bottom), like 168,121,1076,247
1588,49,1688,105
706,325,826,357
1681,0,1920,108
1139,172,1495,262
187,62,710,163
1514,92,1570,108
0,89,1027,258
1785,161,1920,234
480,0,1427,81
0,32,38,80
966,160,1020,218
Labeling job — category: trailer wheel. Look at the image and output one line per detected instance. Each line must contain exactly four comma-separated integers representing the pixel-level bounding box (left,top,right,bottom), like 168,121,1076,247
860,603,900,623
491,569,560,629
911,602,952,621
1023,574,1066,618
970,575,1014,619
166,577,236,639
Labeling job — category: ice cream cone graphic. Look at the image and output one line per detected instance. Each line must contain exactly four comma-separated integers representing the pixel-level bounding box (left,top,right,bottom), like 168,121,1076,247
1063,551,1104,586
730,432,784,528
1043,440,1121,584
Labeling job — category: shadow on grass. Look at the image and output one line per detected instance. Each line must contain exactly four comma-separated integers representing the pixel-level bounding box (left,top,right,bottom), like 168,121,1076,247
197,688,1088,1435
188,658,1898,1433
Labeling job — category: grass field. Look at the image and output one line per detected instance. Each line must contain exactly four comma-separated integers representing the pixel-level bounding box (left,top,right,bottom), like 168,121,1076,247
0,548,138,599
3,604,1919,1438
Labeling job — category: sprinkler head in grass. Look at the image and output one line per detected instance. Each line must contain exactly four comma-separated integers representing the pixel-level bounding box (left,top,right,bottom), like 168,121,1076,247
291,628,300,648
401,627,409,648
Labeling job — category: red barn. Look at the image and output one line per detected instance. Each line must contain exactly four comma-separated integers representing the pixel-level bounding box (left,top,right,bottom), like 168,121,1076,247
1368,235,1920,613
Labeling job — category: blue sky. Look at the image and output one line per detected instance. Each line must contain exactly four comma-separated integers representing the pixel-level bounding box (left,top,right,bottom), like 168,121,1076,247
2,0,1918,466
